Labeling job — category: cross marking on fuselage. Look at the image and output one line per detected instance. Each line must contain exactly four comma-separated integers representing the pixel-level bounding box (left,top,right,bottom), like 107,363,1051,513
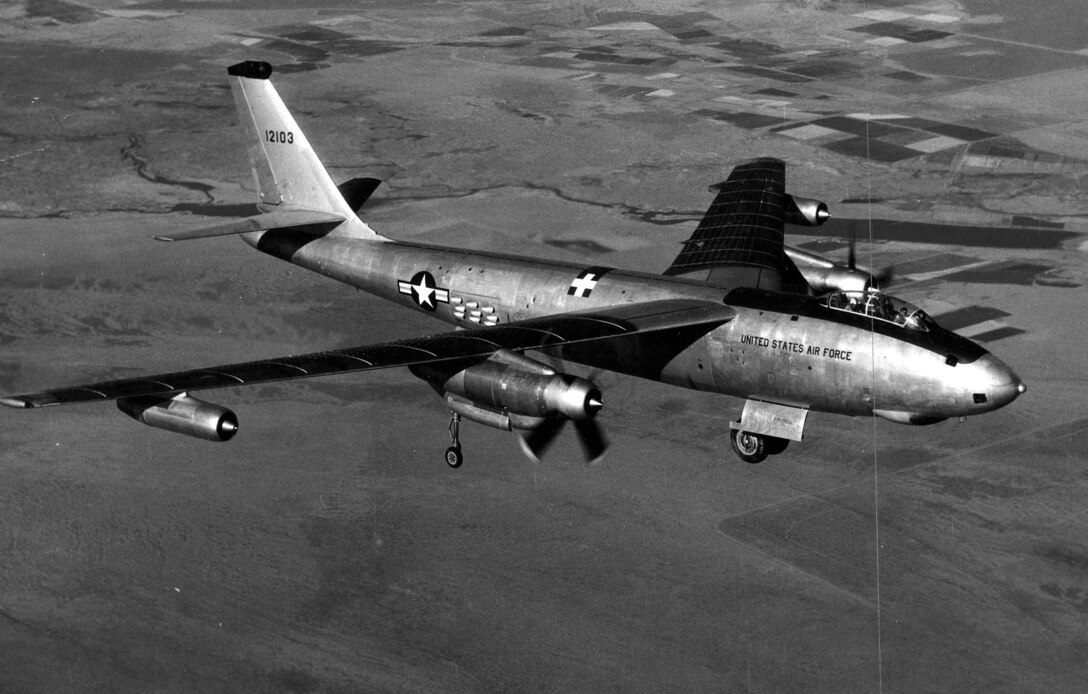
568,267,612,298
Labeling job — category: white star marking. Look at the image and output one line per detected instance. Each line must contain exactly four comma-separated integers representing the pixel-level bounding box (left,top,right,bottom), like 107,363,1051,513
411,277,436,307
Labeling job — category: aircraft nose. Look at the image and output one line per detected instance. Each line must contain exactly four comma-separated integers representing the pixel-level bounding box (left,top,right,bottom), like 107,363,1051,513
975,354,1025,410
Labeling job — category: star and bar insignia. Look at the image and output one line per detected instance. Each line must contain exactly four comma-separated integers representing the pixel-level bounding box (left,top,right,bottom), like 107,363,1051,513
567,266,612,298
397,271,450,312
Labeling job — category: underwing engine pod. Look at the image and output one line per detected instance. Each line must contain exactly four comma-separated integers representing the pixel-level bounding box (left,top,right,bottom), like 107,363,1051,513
117,392,238,441
783,194,830,227
411,350,608,465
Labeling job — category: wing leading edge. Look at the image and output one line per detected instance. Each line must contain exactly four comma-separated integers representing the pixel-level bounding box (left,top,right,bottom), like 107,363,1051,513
1,299,734,409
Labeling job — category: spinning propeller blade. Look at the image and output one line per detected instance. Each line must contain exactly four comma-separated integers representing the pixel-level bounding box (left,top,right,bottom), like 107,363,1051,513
871,265,895,290
519,391,609,465
520,417,565,463
847,235,895,290
574,418,609,464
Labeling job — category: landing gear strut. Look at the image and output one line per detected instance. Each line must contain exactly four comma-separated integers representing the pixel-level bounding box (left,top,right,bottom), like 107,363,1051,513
445,412,463,468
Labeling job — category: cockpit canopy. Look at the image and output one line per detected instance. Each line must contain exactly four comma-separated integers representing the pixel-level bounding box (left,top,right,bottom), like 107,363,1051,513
826,291,937,331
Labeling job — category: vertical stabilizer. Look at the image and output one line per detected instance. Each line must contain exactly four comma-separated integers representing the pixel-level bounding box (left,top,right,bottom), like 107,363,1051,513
226,61,378,237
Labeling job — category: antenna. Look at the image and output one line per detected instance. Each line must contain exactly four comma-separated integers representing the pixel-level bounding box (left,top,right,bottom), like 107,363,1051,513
859,7,885,689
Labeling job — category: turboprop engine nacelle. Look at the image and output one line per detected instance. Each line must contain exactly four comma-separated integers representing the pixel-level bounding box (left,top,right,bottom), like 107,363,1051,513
117,392,238,441
784,245,886,295
783,194,830,227
797,265,874,294
412,350,603,427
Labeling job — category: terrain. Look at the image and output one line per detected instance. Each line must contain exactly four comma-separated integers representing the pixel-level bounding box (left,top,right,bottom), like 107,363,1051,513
2,1,1087,691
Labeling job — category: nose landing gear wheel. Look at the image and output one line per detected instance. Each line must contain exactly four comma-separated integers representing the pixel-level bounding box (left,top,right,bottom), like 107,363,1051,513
730,428,768,464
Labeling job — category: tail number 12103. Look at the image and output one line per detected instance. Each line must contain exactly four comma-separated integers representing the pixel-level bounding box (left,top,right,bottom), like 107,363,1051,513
266,130,294,144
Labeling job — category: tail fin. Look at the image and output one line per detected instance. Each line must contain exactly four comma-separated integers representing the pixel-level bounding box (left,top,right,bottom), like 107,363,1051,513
226,61,379,238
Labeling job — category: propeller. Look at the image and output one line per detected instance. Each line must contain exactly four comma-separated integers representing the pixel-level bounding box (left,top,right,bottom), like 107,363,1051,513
514,364,611,464
846,236,895,291
871,265,895,290
518,397,609,465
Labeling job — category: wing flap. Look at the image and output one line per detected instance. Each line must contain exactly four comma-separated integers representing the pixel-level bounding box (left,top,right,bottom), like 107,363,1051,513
3,299,734,409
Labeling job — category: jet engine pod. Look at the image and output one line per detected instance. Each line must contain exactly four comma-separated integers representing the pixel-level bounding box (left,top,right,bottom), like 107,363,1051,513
784,194,830,227
117,392,238,441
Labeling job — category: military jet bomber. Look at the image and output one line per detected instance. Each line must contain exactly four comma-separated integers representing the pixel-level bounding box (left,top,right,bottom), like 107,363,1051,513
2,61,1025,466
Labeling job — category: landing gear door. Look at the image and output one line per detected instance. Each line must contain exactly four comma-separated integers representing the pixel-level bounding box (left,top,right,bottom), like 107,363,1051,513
730,399,808,441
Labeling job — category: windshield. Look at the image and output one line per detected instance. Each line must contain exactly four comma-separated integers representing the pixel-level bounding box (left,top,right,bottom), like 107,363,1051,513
825,291,936,331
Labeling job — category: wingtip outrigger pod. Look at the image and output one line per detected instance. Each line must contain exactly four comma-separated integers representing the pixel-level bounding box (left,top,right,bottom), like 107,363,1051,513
227,61,273,80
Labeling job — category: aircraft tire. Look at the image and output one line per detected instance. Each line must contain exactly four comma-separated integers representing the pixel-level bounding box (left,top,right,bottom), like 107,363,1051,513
445,446,464,468
730,429,768,464
764,436,790,455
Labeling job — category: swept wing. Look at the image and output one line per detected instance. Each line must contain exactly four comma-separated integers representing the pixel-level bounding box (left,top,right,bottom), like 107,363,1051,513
2,299,733,409
662,158,830,293
664,158,788,287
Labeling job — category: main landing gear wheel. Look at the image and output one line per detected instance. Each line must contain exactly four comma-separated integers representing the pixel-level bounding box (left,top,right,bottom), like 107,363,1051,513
445,446,463,468
730,428,768,464
446,412,464,468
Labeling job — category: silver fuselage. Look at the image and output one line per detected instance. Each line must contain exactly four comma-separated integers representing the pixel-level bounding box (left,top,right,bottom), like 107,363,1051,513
247,231,1023,423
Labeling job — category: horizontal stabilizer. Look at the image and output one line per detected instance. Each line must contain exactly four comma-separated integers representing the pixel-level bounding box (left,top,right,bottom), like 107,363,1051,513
155,208,346,242
337,177,382,213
